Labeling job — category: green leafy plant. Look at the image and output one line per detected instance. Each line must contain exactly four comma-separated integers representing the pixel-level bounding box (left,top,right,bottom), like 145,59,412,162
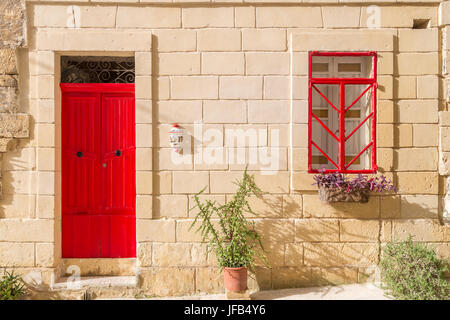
380,236,449,300
189,168,268,270
0,271,26,300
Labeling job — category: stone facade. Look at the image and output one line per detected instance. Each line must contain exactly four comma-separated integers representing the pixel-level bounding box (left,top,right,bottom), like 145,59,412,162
0,0,29,200
439,2,450,224
0,0,449,298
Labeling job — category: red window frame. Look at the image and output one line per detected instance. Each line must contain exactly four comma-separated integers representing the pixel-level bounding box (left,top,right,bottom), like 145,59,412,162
308,51,378,174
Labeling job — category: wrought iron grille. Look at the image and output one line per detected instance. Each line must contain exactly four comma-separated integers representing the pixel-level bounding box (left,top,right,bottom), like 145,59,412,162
61,56,135,84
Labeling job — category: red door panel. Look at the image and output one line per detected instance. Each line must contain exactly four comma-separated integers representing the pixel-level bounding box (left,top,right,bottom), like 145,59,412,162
101,93,136,257
101,93,136,215
61,83,136,258
62,93,101,215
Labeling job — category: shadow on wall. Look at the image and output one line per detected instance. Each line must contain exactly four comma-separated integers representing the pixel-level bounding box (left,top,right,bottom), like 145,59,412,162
246,193,447,290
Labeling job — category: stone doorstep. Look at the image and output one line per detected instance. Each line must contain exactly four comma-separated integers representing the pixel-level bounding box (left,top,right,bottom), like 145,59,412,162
226,289,251,300
61,258,137,276
52,275,138,291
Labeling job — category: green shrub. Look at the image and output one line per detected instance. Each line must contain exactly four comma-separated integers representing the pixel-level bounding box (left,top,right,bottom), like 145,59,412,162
0,271,26,300
189,168,268,270
380,237,449,300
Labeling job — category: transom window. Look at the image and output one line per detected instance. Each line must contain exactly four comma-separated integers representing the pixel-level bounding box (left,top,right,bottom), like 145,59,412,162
308,51,378,174
61,56,135,84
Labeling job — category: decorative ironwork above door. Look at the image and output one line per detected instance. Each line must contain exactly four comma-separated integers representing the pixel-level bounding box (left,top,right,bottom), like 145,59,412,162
61,56,135,84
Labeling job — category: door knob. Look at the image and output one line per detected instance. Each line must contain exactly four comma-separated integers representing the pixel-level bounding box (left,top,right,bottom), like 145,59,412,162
115,150,121,156
102,163,107,168
77,151,83,158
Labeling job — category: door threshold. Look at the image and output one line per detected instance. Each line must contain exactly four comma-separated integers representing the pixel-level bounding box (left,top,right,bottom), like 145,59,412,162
61,258,137,276
52,275,138,291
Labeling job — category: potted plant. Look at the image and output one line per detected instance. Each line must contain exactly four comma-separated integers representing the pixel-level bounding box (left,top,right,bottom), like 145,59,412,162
313,169,396,203
189,169,268,293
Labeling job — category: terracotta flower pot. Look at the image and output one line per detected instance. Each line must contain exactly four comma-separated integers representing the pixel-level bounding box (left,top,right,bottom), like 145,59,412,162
224,267,248,292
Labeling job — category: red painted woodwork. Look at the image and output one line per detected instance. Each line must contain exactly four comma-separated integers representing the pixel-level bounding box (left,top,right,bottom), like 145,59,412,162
61,83,136,258
308,51,378,174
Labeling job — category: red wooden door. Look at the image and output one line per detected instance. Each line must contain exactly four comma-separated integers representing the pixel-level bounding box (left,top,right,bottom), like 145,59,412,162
61,83,136,258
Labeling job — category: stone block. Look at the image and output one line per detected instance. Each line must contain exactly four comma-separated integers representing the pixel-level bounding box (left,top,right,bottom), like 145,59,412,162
182,7,234,28
172,171,209,194
154,195,188,218
158,53,200,76
202,52,244,75
203,100,247,124
271,267,311,289
303,195,380,218
219,76,262,99
235,7,255,28
140,267,195,296
116,6,181,28
311,267,358,286
0,242,34,267
398,29,438,52
136,219,176,242
171,76,218,99
396,172,438,194
295,219,339,242
392,219,446,242
322,6,361,28
396,53,439,75
340,220,380,242
242,29,286,51
400,195,438,219
197,29,241,51
304,243,379,267
256,7,322,28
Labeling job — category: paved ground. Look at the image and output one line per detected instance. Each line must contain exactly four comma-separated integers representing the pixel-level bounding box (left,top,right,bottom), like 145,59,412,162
148,283,391,300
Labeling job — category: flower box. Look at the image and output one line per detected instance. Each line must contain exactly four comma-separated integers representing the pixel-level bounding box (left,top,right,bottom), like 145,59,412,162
313,170,396,204
318,184,369,203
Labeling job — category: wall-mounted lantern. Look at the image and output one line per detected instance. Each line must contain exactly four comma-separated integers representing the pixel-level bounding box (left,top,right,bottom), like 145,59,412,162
169,123,184,153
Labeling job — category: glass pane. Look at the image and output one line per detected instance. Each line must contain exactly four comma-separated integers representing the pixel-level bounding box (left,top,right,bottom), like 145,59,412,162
61,56,135,84
311,55,374,79
344,84,374,170
311,84,339,170
335,56,373,78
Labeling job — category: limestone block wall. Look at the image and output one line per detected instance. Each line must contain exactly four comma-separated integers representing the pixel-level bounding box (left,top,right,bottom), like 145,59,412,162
439,2,450,223
0,0,449,296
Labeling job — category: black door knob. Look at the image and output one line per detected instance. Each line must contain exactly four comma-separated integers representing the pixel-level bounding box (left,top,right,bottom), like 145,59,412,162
115,150,121,156
77,151,83,158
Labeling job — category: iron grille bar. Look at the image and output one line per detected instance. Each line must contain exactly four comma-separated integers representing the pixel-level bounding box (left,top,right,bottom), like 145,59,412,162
311,112,339,142
311,141,338,169
345,141,374,169
345,111,374,142
312,84,339,113
345,84,373,112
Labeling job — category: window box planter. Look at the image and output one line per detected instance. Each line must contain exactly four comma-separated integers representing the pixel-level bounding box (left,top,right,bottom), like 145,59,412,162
318,184,369,203
314,170,396,204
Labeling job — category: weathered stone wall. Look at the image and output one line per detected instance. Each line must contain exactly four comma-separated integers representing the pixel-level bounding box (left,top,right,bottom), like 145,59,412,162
0,0,449,298
0,0,25,49
439,2,450,223
0,0,29,201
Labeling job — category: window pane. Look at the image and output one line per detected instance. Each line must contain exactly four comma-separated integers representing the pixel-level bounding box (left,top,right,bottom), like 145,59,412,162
61,56,135,83
311,83,339,170
344,84,374,170
311,55,374,79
